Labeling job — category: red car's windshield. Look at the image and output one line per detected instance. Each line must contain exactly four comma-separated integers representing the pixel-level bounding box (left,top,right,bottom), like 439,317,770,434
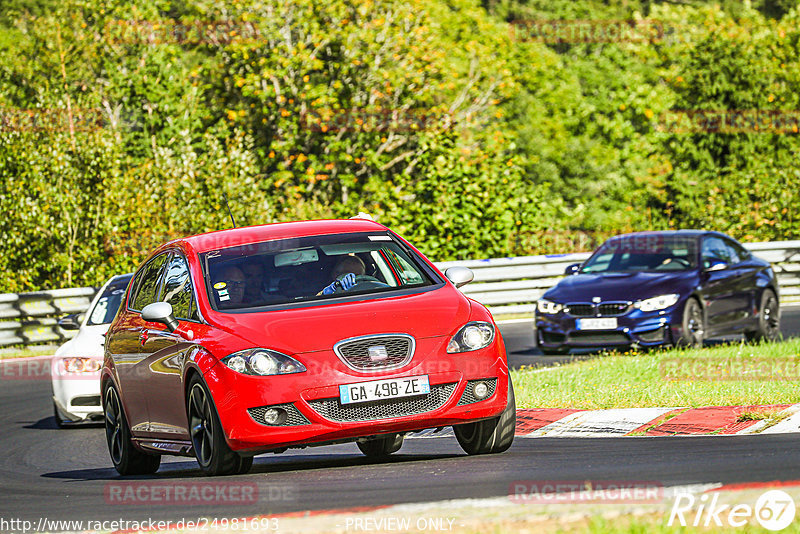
200,231,439,310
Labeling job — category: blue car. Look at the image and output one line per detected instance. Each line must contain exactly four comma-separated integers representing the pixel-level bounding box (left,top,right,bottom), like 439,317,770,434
535,231,780,354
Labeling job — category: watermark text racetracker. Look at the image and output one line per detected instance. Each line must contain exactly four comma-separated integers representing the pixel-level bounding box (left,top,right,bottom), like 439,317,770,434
657,109,800,135
510,19,666,43
0,517,279,534
0,108,104,132
104,480,295,506
104,481,298,506
509,480,663,504
661,357,800,381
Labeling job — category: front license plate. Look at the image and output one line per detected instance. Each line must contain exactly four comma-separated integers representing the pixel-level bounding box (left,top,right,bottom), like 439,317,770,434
339,375,430,405
577,318,618,330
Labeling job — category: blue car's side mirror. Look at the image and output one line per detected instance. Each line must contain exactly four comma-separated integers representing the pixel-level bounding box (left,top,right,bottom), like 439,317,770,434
564,263,581,276
705,260,728,272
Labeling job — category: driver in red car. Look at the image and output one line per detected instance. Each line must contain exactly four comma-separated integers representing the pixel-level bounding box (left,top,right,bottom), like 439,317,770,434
213,265,247,307
320,255,365,295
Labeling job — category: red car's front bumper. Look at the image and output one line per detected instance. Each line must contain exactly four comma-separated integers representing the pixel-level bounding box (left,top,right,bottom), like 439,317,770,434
203,335,510,454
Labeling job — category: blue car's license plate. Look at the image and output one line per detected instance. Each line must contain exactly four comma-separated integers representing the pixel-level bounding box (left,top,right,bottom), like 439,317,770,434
576,318,618,330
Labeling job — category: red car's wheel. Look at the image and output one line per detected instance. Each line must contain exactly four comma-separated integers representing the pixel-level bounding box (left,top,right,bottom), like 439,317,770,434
187,375,253,476
357,433,404,458
454,382,516,455
103,382,161,475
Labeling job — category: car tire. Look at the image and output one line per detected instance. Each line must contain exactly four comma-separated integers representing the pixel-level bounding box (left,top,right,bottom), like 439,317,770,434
540,347,568,355
357,434,404,458
677,297,705,348
187,375,251,476
454,381,516,455
103,382,161,475
53,401,66,428
746,289,781,343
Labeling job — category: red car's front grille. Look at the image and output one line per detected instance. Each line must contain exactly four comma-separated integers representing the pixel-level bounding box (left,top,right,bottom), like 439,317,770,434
307,383,456,422
333,334,414,371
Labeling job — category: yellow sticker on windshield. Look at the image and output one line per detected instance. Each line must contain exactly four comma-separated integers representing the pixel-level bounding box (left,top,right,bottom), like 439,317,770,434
213,282,227,289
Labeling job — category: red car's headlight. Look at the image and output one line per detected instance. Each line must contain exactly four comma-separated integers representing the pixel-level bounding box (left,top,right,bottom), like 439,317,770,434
446,322,495,353
222,349,307,376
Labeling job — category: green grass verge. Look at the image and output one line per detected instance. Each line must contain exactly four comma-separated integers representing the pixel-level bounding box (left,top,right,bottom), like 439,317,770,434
511,338,800,409
0,345,58,359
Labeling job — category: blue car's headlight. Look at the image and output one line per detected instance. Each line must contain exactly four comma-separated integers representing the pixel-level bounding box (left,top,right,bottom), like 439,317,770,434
222,349,306,376
447,322,495,353
537,299,564,315
634,294,680,312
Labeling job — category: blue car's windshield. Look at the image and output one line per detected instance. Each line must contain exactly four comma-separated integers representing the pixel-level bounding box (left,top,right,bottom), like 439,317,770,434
581,235,698,274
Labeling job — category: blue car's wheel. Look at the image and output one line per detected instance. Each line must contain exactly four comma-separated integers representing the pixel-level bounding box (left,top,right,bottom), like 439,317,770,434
746,289,780,343
677,297,704,347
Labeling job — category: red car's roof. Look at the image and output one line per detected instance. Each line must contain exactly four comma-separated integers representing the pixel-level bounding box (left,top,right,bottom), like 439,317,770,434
177,219,389,253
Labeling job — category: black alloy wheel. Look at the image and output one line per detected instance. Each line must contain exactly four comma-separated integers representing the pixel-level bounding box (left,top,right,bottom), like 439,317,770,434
103,382,161,475
187,375,253,476
454,381,516,455
357,433,404,457
678,297,705,347
746,289,781,343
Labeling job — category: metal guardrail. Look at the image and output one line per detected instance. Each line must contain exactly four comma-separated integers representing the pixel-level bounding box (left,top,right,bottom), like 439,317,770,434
0,288,95,346
1,240,798,346
437,240,800,317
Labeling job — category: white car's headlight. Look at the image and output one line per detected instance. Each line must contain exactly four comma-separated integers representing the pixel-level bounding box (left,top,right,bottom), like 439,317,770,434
447,322,495,353
58,357,102,375
222,349,306,376
634,294,680,312
537,299,564,315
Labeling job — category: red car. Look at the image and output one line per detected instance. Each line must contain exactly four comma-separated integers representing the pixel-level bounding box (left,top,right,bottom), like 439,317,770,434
102,219,515,475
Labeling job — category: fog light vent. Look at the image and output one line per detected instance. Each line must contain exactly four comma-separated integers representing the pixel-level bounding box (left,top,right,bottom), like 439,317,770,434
262,408,284,425
457,378,497,406
638,326,666,343
247,403,310,427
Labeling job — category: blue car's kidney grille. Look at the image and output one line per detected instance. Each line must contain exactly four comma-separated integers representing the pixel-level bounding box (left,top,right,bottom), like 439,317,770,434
566,304,594,316
566,302,630,317
598,302,631,315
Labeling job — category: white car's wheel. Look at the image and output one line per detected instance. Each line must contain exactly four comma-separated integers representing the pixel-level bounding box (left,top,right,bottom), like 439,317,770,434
53,401,66,428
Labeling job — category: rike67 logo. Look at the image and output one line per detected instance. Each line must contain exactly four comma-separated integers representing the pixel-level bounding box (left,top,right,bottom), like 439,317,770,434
669,490,796,531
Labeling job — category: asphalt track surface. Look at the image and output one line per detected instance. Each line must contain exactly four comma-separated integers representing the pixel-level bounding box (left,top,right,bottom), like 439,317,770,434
1,310,799,525
503,307,800,370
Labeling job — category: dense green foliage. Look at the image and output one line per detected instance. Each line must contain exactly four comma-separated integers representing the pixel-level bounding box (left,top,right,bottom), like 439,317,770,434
1,0,798,291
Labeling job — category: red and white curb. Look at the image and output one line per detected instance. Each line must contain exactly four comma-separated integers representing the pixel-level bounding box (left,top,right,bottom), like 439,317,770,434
410,404,800,439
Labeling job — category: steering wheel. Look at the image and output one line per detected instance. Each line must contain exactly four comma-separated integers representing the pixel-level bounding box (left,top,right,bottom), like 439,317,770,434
655,257,691,270
336,274,390,292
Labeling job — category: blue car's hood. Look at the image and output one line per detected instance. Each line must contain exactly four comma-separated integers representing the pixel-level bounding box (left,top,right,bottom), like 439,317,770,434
544,271,697,303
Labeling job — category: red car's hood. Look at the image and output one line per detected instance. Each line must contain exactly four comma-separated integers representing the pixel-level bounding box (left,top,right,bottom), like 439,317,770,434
208,286,472,354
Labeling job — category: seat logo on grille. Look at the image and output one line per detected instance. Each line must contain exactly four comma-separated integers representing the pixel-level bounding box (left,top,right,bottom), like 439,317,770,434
367,345,389,362
592,296,602,303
